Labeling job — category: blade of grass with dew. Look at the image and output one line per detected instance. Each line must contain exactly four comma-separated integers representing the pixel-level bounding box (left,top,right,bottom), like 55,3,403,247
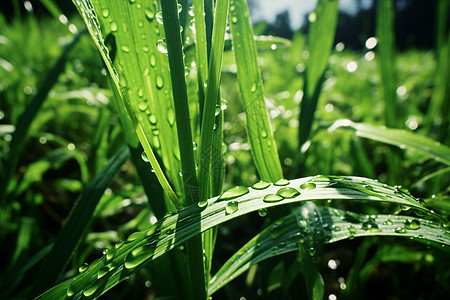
193,0,208,121
376,0,401,183
329,120,450,166
35,176,449,299
208,205,450,295
229,0,283,182
160,1,206,299
31,145,129,297
73,0,179,206
0,29,84,205
298,0,338,149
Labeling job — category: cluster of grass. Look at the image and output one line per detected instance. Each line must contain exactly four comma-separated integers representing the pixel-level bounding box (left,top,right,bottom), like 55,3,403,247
0,0,449,299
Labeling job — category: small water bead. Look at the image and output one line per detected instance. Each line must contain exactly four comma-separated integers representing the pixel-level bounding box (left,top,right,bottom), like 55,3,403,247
115,240,124,248
145,9,154,21
166,109,175,125
220,99,228,110
102,9,110,18
102,248,109,255
150,54,156,67
231,16,238,24
258,208,268,217
129,0,136,3
276,187,300,199
261,130,267,138
106,248,116,261
97,265,112,279
156,75,164,89
308,247,316,257
404,218,420,230
157,39,168,54
300,182,316,190
155,11,163,24
219,186,249,200
125,231,142,244
184,66,190,76
250,83,257,93
111,22,118,32
252,180,270,190
138,102,148,111
215,105,221,116
197,199,208,209
225,201,238,214
394,227,407,233
177,3,182,13
149,114,157,125
347,225,357,235
263,194,284,203
274,178,289,186
384,219,393,225
192,142,198,150
78,263,89,273
141,151,149,162
82,283,100,297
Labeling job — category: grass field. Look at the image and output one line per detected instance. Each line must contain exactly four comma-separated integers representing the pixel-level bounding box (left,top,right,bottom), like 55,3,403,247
0,0,449,299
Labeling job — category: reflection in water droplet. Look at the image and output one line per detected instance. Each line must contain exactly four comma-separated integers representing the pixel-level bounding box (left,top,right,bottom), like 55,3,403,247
150,54,156,67
145,9,154,21
384,219,393,225
141,151,149,162
215,105,221,116
197,199,208,208
274,178,289,186
220,186,249,200
97,265,112,279
192,141,198,150
138,102,147,111
121,45,130,53
225,201,238,214
155,11,163,24
394,227,407,233
252,180,270,190
263,194,284,203
258,208,268,217
177,3,182,13
308,247,316,256
111,22,118,32
250,83,257,92
167,109,175,125
157,39,168,54
149,114,157,125
404,219,420,230
300,182,316,190
102,9,109,18
276,187,300,199
78,263,89,273
231,16,238,24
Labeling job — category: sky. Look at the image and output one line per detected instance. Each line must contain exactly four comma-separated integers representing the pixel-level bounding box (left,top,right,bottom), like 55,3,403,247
250,0,373,30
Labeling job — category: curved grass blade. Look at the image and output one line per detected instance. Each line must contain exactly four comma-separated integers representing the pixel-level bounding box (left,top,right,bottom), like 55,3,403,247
229,0,283,182
298,0,338,148
31,145,129,297
35,176,448,299
208,206,450,295
329,119,450,166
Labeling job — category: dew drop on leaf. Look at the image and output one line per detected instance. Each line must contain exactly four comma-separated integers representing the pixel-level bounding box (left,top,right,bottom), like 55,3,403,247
102,9,109,18
394,227,407,233
250,82,257,92
97,265,111,279
82,282,100,297
78,263,89,273
166,109,175,126
308,247,316,256
404,219,420,230
145,9,154,21
219,186,249,200
197,199,208,209
276,187,300,199
156,75,164,89
155,11,163,24
121,45,130,53
258,208,268,217
150,54,156,67
263,194,284,203
273,179,289,187
111,22,118,32
231,16,238,24
384,219,393,225
251,180,270,190
149,114,157,125
300,182,316,190
177,3,182,13
225,201,238,214
141,151,149,162
156,39,168,54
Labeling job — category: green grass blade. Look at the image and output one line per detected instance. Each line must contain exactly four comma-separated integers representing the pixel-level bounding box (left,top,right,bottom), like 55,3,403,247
31,145,130,297
298,0,338,148
161,0,198,206
35,176,448,299
208,205,449,295
229,0,283,182
198,0,228,200
0,29,84,205
73,0,179,206
330,120,450,166
193,0,208,117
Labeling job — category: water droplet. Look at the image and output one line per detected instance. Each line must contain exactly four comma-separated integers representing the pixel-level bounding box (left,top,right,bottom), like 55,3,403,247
102,9,109,18
404,218,420,230
192,141,198,150
258,208,268,217
129,0,136,4
274,178,289,186
138,102,147,111
263,194,284,203
121,45,130,53
82,283,100,297
150,54,156,67
149,114,157,125
220,99,228,110
110,22,118,32
177,3,182,13
250,83,257,92
384,219,393,225
361,217,380,232
78,263,89,273
219,186,249,200
145,9,154,21
125,231,143,244
347,225,357,235
166,109,175,125
157,39,168,54
155,11,163,24
300,182,316,190
184,66,190,76
156,75,164,89
308,247,316,256
124,242,156,269
215,105,221,116
225,201,238,214
231,16,238,24
141,151,149,162
197,199,208,209
97,265,111,279
276,187,300,199
106,248,116,261
394,227,407,233
252,180,270,190
114,240,124,248
261,130,267,138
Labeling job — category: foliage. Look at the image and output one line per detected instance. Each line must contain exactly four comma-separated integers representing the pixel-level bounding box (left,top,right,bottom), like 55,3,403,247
0,0,449,299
